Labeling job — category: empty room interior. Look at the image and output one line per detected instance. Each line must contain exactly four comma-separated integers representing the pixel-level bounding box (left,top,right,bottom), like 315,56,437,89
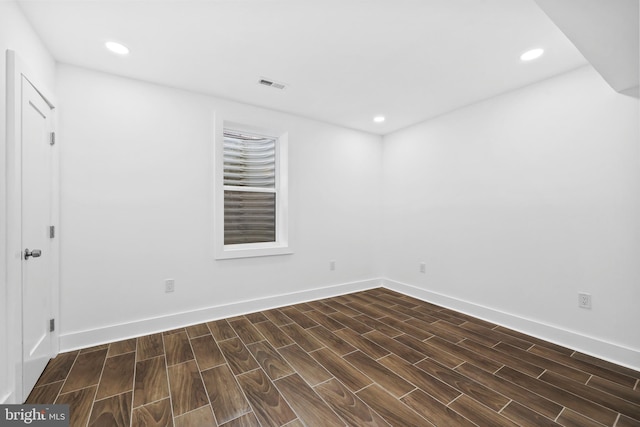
2,0,640,426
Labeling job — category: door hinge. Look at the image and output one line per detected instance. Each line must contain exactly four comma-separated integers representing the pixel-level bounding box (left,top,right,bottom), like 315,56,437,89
49,318,55,332
49,225,55,238
50,132,56,146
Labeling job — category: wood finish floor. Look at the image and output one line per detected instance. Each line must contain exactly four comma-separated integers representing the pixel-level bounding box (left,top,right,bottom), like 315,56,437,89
27,288,640,427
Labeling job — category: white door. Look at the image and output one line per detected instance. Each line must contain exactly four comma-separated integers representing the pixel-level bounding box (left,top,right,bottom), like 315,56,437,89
21,75,55,401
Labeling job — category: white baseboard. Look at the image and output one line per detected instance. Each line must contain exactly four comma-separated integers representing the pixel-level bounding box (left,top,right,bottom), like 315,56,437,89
382,278,640,372
59,279,382,352
0,391,13,404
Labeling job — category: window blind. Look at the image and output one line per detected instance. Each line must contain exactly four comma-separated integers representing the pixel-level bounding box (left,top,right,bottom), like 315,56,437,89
223,132,277,245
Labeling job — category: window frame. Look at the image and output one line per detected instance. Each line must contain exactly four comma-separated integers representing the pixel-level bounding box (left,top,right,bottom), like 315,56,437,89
214,116,291,259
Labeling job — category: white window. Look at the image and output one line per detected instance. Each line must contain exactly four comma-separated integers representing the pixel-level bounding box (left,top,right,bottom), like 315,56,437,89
214,120,290,259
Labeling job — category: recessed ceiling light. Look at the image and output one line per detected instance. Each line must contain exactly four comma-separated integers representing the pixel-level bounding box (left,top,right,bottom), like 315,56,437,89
373,116,385,123
105,41,130,55
520,48,544,62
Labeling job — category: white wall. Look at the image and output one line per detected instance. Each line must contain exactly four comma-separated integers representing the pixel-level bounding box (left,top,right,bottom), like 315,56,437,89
382,66,640,368
0,1,56,404
56,65,383,349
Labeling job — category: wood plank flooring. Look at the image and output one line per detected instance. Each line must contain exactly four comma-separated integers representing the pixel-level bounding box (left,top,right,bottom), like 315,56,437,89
26,288,640,426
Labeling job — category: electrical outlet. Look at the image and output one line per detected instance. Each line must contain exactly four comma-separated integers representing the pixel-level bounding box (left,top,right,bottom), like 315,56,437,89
329,260,336,271
165,279,175,293
420,262,426,274
578,292,591,309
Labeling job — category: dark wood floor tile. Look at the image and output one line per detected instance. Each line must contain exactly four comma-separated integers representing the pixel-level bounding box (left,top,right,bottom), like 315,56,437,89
308,325,356,356
108,338,137,357
493,325,574,355
344,351,415,398
279,323,323,352
56,385,97,427
407,318,466,343
378,316,432,340
96,352,135,399
432,309,468,326
616,414,640,427
131,398,173,427
394,333,463,368
334,327,390,359
190,334,225,370
455,361,563,420
133,356,169,408
277,344,332,386
167,360,209,416
275,373,344,426
61,348,108,393
173,405,215,427
311,347,372,392
328,312,373,334
279,307,318,329
229,318,265,344
540,370,640,421
137,334,164,361
164,331,194,366
369,303,412,321
377,293,421,309
36,351,78,386
587,375,640,405
261,309,294,327
253,320,293,348
571,352,640,380
354,314,402,337
426,336,503,373
291,302,314,312
500,401,561,427
315,378,390,426
346,301,388,319
379,354,461,404
435,319,500,347
460,321,533,350
88,391,132,427
163,328,185,336
247,341,294,380
201,364,251,425
207,319,237,341
218,337,260,375
555,408,608,427
364,331,425,364
388,304,439,324
304,310,345,331
237,368,297,426
416,357,510,412
496,365,618,425
218,412,261,427
459,338,545,377
245,312,268,324
185,323,210,339
401,389,475,427
530,345,638,389
356,384,430,427
306,300,337,315
449,394,518,427
495,342,591,383
26,380,64,404
323,299,364,317
79,344,109,354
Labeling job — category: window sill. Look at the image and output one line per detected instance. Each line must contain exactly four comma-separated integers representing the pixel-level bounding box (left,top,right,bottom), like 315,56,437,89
215,243,293,260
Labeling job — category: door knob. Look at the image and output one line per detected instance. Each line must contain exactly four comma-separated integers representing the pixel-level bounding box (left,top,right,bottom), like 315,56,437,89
24,248,42,260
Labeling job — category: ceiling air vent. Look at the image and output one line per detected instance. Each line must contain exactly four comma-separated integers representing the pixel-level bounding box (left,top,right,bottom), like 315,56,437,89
258,78,286,90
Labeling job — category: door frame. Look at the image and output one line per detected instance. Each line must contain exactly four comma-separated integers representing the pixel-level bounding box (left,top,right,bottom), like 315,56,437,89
6,49,59,403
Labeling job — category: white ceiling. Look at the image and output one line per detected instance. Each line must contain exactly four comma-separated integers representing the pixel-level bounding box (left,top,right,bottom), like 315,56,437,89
18,0,590,135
